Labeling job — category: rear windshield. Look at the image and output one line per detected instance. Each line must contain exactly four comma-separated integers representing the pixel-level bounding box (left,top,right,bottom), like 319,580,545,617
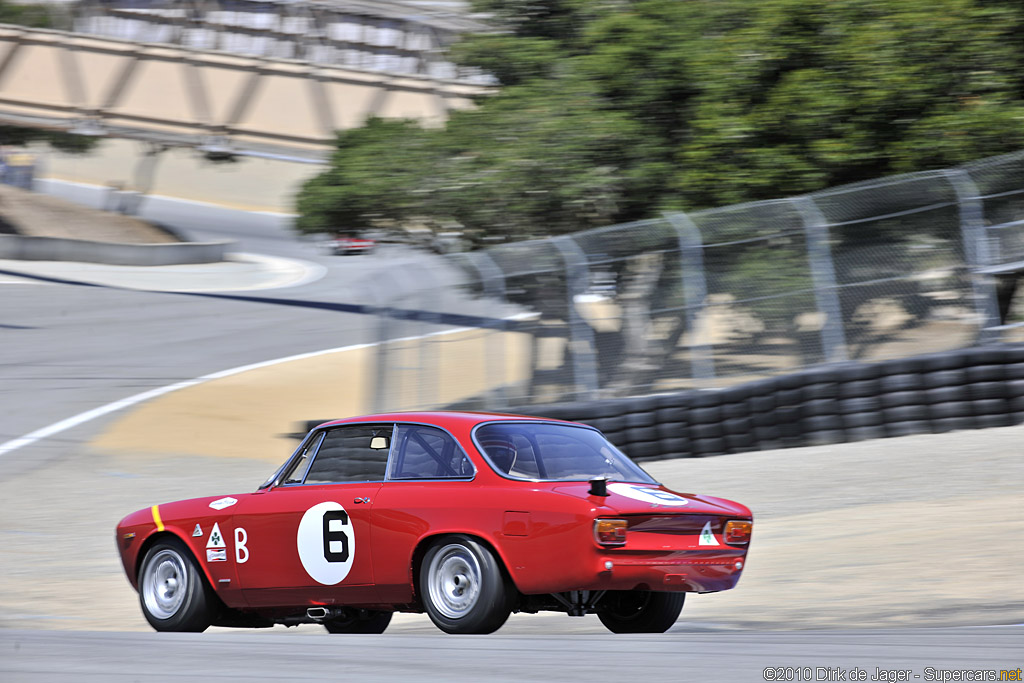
474,422,656,483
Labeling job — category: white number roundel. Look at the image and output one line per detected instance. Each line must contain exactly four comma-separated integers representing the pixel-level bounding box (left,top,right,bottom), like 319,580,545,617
297,501,355,585
608,483,689,506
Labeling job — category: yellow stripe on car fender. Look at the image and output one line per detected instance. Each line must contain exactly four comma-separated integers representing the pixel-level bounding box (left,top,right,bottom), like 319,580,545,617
151,505,164,532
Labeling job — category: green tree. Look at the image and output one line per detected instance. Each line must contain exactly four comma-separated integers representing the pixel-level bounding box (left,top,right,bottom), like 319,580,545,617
296,0,1024,237
0,0,53,28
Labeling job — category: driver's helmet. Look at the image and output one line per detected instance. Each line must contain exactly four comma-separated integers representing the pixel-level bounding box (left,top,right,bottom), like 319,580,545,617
480,436,517,474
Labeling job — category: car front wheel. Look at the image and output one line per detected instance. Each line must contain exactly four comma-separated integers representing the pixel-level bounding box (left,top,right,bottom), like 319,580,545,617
139,537,214,632
597,590,685,633
420,535,514,634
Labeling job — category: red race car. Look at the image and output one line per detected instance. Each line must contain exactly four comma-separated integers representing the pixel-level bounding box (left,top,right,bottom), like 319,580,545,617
116,412,753,635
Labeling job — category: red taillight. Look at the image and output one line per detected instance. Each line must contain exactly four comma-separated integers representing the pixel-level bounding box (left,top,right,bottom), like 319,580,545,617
724,520,752,545
594,519,628,546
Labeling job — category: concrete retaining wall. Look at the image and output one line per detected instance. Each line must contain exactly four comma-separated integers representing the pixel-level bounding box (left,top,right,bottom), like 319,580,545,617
0,233,231,265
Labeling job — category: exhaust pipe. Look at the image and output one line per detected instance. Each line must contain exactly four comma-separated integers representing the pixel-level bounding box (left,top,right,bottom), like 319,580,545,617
306,607,329,621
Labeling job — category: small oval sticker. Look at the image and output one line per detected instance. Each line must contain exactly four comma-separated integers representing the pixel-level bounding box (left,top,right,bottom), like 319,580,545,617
208,497,238,510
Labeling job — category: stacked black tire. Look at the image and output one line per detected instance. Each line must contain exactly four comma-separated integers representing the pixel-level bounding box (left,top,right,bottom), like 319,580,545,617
527,344,1024,461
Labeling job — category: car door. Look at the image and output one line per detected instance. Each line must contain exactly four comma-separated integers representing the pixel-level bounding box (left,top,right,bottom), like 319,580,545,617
233,424,393,608
371,423,478,603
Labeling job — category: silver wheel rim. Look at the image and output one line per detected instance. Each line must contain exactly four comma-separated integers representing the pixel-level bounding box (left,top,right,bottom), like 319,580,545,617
427,544,482,620
142,548,188,620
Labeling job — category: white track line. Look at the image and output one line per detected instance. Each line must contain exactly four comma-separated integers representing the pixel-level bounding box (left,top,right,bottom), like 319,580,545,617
0,315,521,460
0,341,363,459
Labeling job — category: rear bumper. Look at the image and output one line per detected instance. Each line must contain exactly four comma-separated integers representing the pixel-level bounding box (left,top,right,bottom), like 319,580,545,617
511,545,749,595
578,552,747,593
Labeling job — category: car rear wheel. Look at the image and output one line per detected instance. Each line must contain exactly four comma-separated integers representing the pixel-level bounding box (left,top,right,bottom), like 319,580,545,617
420,535,514,634
139,537,214,632
323,609,393,634
597,590,685,634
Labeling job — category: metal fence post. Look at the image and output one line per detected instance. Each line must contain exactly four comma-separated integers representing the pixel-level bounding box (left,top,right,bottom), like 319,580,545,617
407,262,440,410
793,197,848,363
552,235,599,399
663,212,715,381
456,251,509,409
944,168,1002,341
369,282,392,414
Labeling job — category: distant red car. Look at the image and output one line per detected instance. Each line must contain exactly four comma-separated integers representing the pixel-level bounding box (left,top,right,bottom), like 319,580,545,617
116,412,753,635
329,234,374,255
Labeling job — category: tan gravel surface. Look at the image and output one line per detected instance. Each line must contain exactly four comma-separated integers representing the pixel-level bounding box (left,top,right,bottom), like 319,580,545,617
0,184,177,243
0,422,1020,634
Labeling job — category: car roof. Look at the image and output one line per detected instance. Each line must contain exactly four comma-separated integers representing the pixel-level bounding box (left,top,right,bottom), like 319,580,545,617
315,411,574,430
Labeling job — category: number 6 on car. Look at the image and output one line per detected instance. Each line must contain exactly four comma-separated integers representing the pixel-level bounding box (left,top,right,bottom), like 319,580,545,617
116,412,753,635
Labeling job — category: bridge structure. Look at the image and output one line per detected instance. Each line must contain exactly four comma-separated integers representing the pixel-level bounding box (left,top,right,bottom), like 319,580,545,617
0,2,494,212
0,22,490,162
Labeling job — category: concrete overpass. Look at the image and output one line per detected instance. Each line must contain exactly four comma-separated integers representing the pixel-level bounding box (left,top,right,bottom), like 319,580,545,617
0,23,490,162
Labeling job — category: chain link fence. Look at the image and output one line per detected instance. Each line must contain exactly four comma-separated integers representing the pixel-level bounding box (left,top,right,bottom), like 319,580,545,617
368,151,1024,411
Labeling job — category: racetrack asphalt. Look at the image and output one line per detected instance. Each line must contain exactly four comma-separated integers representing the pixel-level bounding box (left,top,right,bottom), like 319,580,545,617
3,627,1021,682
0,197,1021,679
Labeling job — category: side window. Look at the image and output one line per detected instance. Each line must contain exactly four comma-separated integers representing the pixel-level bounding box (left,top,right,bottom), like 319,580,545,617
478,429,540,477
282,431,325,484
304,425,392,484
391,425,473,480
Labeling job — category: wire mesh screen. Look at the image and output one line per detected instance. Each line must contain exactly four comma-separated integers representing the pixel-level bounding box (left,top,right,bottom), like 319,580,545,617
813,172,977,361
690,200,820,384
362,151,1023,411
965,152,1024,279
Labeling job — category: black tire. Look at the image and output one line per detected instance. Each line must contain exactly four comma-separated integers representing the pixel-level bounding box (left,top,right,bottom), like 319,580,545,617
928,401,972,420
660,437,691,457
748,394,776,413
626,441,661,459
626,426,659,443
1006,379,1024,399
656,420,688,440
969,382,1005,401
802,382,839,400
721,401,749,419
323,609,393,634
842,411,883,428
922,369,965,388
880,373,921,392
801,398,839,416
597,591,685,634
1007,362,1024,381
805,429,845,446
655,407,688,426
690,422,723,440
884,404,928,422
420,535,514,634
753,423,781,442
689,406,721,424
972,398,1007,416
840,396,882,413
846,425,885,442
885,420,931,438
839,380,879,399
931,416,975,433
881,391,921,408
975,413,1012,429
803,414,842,431
690,436,726,456
966,364,1005,383
138,537,215,632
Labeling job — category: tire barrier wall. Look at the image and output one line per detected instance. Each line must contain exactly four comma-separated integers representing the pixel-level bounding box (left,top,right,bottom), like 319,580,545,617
0,234,231,265
520,344,1024,462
